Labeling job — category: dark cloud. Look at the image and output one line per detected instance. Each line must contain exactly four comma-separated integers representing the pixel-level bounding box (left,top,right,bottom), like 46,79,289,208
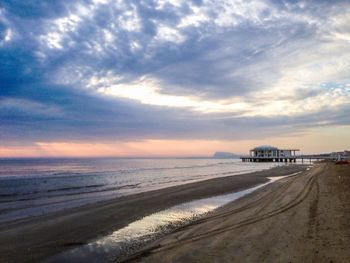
0,23,6,41
0,1,68,19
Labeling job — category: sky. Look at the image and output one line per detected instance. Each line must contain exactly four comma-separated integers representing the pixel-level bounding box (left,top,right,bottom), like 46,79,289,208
0,0,350,157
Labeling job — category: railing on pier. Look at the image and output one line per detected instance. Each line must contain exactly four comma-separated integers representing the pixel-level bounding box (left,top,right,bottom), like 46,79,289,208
240,154,336,163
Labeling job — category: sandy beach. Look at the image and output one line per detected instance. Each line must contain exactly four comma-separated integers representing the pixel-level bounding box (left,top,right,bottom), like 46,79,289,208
0,165,304,263
1,162,349,263
125,163,350,263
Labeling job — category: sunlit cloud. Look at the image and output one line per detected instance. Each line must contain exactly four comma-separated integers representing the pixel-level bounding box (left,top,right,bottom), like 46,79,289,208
91,75,249,113
91,73,350,117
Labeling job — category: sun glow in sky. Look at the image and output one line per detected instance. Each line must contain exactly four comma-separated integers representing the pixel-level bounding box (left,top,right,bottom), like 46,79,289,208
1,0,350,157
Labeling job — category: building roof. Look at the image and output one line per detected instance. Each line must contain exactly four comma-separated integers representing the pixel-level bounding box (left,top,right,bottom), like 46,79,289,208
252,145,279,151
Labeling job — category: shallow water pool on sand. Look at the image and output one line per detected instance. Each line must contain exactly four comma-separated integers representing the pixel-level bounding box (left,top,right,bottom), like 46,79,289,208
45,172,304,263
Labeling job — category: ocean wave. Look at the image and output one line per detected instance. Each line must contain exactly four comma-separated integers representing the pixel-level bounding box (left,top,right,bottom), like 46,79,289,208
0,183,141,203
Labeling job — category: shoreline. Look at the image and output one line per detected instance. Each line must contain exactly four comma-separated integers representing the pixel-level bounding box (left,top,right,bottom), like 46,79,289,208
123,163,350,263
0,164,307,263
0,159,279,224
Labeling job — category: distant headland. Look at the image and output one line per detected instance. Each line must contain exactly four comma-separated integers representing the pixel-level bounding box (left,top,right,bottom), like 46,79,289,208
212,151,240,159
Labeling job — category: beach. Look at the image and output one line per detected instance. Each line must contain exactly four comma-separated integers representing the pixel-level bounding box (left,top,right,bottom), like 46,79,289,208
2,1,350,262
125,163,350,263
0,165,305,263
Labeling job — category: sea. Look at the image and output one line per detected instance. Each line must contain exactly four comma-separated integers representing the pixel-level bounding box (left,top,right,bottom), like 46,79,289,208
0,158,281,224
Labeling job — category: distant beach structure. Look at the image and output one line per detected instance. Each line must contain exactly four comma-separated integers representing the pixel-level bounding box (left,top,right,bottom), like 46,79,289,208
240,145,299,163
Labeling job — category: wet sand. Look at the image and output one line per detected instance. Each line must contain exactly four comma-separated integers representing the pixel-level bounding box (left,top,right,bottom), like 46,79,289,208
0,165,304,263
125,163,350,263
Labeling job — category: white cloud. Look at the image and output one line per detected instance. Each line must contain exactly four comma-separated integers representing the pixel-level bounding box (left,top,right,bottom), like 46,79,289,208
44,32,64,49
4,28,12,42
175,0,275,31
332,32,350,43
129,40,141,52
39,2,104,50
41,11,87,49
210,0,270,27
155,0,184,10
178,6,209,28
155,24,185,44
118,6,141,32
0,8,15,45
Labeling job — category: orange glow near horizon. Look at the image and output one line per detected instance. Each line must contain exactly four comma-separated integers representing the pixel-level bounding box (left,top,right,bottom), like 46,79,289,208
1,125,350,158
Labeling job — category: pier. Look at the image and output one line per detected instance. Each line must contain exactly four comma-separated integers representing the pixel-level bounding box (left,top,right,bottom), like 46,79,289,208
240,155,335,163
240,156,297,162
240,145,336,163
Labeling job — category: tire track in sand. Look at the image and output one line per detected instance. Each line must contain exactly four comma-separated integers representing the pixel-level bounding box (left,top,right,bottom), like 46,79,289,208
124,167,319,261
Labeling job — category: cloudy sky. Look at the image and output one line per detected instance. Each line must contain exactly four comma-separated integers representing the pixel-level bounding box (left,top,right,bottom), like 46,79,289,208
1,0,350,157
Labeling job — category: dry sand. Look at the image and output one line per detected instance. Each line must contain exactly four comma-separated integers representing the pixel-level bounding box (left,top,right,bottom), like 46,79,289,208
0,165,304,263
124,163,350,263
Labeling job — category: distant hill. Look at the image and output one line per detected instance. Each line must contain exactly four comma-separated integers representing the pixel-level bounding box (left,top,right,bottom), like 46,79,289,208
213,151,240,159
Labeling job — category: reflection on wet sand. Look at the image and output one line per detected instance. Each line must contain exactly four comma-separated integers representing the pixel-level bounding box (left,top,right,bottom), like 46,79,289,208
45,172,302,263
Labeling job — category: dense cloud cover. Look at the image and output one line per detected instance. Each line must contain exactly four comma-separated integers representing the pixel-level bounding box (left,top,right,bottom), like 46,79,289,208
1,0,350,144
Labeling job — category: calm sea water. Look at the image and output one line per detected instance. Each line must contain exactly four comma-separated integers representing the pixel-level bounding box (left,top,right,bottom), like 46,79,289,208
0,158,280,223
